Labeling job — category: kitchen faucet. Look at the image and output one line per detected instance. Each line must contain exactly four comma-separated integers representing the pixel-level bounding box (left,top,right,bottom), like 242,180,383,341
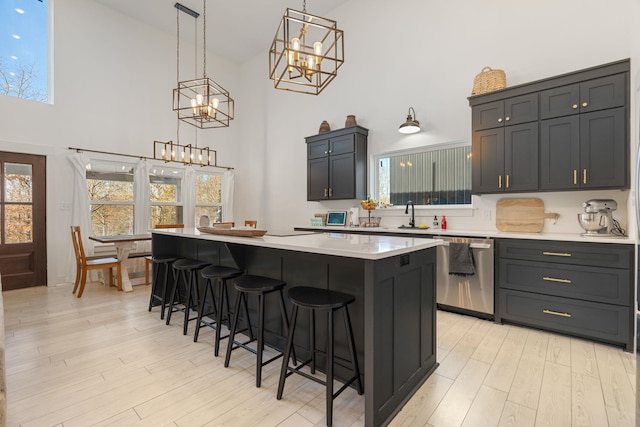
405,200,415,228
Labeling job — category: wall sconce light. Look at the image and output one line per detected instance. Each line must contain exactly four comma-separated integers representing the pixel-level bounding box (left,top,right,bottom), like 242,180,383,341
399,107,420,134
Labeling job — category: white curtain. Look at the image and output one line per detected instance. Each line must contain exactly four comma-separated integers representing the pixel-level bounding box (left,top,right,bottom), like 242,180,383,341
222,170,235,222
134,159,150,233
183,167,196,228
65,152,99,283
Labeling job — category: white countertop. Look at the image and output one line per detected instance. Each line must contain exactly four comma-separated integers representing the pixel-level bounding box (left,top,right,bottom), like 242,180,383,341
295,225,634,244
152,228,442,260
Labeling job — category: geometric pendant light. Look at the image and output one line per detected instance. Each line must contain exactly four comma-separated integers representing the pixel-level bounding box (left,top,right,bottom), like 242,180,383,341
269,0,344,95
172,1,234,128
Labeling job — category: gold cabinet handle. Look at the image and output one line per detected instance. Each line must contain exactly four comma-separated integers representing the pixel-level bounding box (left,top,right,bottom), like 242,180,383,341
506,174,510,188
543,309,572,318
583,169,587,184
573,169,577,185
542,251,572,257
498,175,502,188
543,276,572,284
498,117,503,123
324,188,328,197
582,102,588,108
572,104,578,109
505,116,511,121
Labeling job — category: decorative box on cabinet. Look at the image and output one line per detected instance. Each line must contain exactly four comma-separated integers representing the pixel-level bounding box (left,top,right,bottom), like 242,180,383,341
469,59,629,194
306,125,368,201
496,239,634,351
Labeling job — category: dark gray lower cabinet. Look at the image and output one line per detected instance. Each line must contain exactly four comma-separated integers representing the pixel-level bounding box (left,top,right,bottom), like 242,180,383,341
496,239,634,351
152,233,437,427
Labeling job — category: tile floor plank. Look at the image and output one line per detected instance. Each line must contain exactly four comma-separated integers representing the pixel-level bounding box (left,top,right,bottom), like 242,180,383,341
3,284,635,427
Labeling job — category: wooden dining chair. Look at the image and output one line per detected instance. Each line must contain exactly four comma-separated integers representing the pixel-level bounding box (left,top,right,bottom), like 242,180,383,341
70,226,122,298
145,224,184,285
244,220,258,228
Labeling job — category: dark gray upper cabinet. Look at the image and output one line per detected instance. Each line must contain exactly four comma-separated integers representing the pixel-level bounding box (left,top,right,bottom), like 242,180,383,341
540,73,626,120
472,93,539,131
469,59,629,194
472,123,538,193
306,126,368,201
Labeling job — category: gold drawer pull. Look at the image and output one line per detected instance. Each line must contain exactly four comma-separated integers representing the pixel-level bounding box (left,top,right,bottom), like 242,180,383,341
543,309,572,318
543,276,571,284
542,251,572,257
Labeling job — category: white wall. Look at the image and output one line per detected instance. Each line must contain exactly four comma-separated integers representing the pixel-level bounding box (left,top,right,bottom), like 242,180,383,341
0,0,639,285
0,0,242,285
235,0,640,235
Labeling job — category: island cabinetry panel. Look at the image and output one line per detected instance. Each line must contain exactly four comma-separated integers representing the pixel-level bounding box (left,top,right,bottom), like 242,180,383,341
306,125,368,201
496,238,633,351
469,59,629,194
367,248,437,427
152,231,438,427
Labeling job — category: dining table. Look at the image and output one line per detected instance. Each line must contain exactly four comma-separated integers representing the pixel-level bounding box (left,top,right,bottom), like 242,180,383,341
89,234,151,292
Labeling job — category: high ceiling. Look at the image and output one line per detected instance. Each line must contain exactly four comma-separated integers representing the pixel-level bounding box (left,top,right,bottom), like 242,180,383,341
93,0,350,64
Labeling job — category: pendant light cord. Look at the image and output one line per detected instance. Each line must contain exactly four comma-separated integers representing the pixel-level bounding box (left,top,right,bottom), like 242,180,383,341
202,0,207,78
176,6,180,145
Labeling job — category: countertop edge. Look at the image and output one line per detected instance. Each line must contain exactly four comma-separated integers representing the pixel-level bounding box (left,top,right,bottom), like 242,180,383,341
152,229,442,259
293,226,634,244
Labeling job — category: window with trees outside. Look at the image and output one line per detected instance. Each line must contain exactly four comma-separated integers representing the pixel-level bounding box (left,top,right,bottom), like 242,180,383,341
150,168,183,228
375,142,472,206
0,0,49,103
87,161,135,236
195,172,222,224
4,162,33,243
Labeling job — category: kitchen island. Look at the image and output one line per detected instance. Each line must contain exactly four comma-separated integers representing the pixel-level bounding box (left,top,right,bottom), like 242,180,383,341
152,228,441,427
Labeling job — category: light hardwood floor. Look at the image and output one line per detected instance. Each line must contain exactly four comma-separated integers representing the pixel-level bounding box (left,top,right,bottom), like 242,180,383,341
2,283,637,426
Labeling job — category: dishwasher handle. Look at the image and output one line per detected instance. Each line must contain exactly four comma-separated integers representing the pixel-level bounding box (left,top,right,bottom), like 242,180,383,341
439,242,492,249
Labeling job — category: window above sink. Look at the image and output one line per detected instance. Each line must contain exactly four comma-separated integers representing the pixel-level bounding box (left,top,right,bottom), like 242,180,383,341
373,142,472,207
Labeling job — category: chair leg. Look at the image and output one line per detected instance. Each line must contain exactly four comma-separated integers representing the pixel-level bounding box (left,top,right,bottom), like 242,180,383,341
214,279,226,356
344,307,363,394
194,278,213,342
72,264,81,294
256,293,265,387
326,310,334,427
145,259,151,286
277,304,299,399
107,267,113,287
165,267,180,326
116,263,122,291
77,269,88,298
224,291,245,367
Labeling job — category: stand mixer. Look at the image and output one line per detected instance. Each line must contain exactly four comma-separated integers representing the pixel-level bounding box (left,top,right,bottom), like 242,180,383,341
577,199,617,236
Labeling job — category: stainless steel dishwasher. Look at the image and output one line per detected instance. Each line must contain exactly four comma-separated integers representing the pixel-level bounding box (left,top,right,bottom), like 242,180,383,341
436,236,494,319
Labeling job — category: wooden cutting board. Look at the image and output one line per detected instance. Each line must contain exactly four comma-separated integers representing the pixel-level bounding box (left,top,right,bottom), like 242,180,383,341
495,198,559,232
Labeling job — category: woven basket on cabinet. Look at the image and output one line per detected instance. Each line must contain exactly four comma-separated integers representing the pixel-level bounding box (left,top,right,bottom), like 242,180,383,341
471,67,506,95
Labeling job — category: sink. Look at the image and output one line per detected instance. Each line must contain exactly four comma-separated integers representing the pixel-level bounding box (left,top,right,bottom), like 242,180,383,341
397,225,416,229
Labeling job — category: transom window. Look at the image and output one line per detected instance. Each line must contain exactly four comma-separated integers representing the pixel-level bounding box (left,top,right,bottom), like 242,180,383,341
375,143,472,206
0,0,49,103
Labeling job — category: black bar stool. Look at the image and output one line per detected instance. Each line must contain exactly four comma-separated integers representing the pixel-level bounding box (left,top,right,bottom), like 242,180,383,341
165,258,209,335
193,265,243,357
147,255,181,320
276,286,363,427
224,274,294,388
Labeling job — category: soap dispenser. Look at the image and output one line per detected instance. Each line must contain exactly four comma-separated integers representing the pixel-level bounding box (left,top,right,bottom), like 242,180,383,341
432,215,439,229
441,215,447,230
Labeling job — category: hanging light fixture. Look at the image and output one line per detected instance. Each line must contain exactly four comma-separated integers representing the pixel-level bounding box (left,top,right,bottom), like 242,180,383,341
269,0,344,95
173,1,234,129
399,107,421,134
153,140,216,166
